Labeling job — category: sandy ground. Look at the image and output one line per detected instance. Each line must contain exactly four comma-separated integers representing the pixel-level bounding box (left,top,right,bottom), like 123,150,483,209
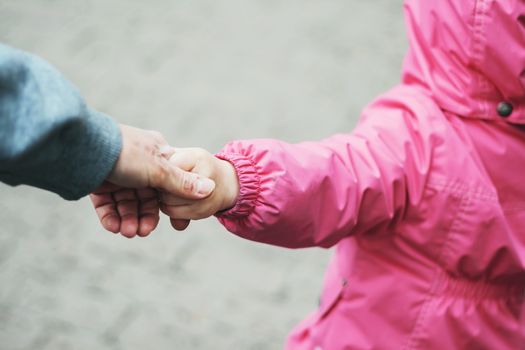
0,1,406,349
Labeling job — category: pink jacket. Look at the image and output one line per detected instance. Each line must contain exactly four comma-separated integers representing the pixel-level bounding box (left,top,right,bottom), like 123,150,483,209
216,0,525,348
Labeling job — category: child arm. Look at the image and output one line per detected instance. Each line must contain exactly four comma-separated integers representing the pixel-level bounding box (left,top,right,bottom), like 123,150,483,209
215,103,435,248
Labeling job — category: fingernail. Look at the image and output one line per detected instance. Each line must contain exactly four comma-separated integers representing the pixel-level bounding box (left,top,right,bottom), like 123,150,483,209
195,178,215,195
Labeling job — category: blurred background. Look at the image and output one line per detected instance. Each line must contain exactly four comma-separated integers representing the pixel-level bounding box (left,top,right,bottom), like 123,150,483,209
0,1,405,349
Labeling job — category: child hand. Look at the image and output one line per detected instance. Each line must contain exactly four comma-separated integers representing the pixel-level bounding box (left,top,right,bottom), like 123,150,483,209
159,148,240,230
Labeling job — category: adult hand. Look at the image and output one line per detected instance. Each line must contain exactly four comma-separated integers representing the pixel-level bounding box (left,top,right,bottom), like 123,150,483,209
90,125,216,238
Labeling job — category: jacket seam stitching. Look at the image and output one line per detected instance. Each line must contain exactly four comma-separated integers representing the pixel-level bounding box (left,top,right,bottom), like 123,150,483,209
427,178,496,201
471,0,494,113
402,191,470,350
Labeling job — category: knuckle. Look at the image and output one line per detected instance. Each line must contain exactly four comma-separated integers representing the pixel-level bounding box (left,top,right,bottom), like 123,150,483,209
180,172,196,193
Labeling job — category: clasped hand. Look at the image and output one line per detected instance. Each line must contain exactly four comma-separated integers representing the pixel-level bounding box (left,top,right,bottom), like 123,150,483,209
90,125,239,238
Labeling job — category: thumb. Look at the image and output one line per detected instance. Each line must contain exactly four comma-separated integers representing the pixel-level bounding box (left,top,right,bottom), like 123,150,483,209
155,161,215,199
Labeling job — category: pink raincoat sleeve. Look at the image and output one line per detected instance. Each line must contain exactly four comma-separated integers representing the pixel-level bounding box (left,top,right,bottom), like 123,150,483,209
216,91,435,249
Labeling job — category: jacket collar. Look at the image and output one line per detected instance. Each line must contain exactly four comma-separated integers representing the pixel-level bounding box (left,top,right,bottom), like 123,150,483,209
401,0,525,124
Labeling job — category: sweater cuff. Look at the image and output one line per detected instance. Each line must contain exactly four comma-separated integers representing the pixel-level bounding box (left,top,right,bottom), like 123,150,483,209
214,152,260,219
58,109,122,200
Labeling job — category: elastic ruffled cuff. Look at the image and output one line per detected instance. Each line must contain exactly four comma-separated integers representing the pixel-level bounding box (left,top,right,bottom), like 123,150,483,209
214,152,260,218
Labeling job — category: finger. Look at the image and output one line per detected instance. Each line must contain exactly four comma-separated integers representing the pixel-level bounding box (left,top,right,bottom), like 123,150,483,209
90,193,121,233
160,203,190,219
156,161,216,199
159,192,196,206
160,203,207,220
169,149,198,171
136,188,160,237
159,145,177,160
138,202,160,237
114,189,139,238
170,218,191,231
146,131,178,161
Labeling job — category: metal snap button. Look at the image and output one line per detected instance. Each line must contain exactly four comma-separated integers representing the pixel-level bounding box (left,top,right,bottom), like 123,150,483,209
497,102,513,117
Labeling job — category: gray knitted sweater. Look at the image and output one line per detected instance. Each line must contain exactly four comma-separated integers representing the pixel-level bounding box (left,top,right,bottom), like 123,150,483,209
0,44,122,200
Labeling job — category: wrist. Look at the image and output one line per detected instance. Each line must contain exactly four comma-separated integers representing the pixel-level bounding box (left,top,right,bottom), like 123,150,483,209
217,158,240,211
214,152,259,218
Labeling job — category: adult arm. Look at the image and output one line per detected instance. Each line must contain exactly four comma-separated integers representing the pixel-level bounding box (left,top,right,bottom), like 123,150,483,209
0,43,122,200
0,44,216,237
